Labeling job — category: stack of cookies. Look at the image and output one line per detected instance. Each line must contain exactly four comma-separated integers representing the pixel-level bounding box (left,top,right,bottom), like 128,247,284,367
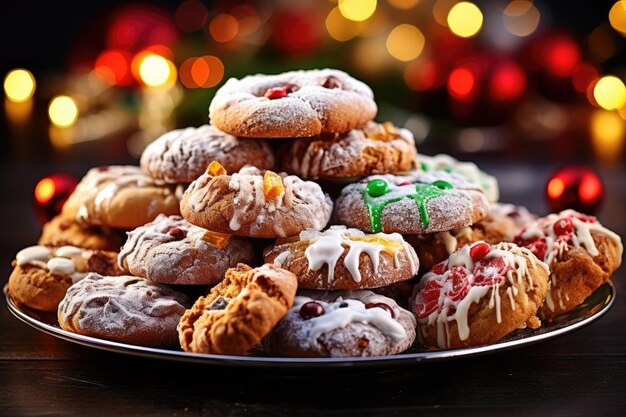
8,69,623,356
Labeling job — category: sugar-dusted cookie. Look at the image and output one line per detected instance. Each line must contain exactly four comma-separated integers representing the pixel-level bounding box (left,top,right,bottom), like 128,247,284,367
412,242,549,350
489,202,537,229
140,124,274,183
514,210,622,320
119,214,256,285
62,166,182,230
209,69,377,138
264,290,416,357
279,121,417,180
178,264,297,355
38,215,123,251
8,245,123,312
58,274,189,347
334,170,490,234
264,225,418,290
181,164,333,238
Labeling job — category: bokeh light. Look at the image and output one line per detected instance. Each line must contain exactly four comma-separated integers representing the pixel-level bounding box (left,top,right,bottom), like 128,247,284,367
386,24,425,61
489,61,526,101
404,59,440,91
4,69,36,102
609,1,626,35
593,75,626,110
175,0,208,32
326,6,363,41
34,178,55,204
94,50,131,86
433,0,457,27
447,2,483,38
137,54,176,88
590,109,626,164
210,13,239,43
543,36,580,77
588,25,618,61
388,0,420,10
448,66,476,101
503,0,540,37
48,96,79,128
571,63,599,93
180,55,225,89
338,0,377,22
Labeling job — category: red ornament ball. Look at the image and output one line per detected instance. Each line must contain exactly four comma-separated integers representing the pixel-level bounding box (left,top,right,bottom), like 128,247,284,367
545,166,604,214
33,173,79,224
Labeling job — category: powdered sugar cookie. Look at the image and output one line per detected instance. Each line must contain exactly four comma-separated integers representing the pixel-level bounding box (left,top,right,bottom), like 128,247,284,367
181,164,333,238
264,290,416,357
209,69,377,138
515,210,622,320
140,124,274,183
264,225,418,290
334,170,490,234
412,241,549,349
38,215,123,251
119,214,256,285
279,121,417,179
490,202,537,229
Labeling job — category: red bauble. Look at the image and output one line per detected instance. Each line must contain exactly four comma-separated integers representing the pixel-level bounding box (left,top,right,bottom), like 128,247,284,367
270,8,322,56
545,166,604,214
33,173,79,224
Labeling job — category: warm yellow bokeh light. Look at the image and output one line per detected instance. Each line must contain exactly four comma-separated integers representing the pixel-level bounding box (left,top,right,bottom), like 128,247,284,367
139,55,176,88
593,75,626,110
386,24,425,61
4,69,36,102
503,0,540,37
590,109,626,164
388,0,420,10
326,6,364,41
447,2,483,38
609,1,626,35
339,0,377,22
48,96,79,128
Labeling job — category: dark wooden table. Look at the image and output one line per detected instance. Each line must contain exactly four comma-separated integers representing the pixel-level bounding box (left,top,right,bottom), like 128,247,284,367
1,161,625,416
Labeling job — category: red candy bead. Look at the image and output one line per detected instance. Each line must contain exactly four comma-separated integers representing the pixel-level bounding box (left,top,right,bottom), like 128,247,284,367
168,227,187,240
365,302,395,318
300,301,325,319
397,181,413,186
469,241,490,261
553,217,573,236
264,87,288,99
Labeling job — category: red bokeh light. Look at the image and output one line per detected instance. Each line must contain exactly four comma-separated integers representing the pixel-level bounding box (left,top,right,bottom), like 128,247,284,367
271,8,322,55
572,62,599,94
546,166,604,214
489,61,526,101
175,0,208,32
448,67,476,101
405,59,440,91
543,36,580,77
94,50,132,86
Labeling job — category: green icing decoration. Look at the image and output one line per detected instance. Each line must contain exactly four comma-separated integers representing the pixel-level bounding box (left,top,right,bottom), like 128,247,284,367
443,166,454,173
420,162,429,172
432,180,453,190
366,179,388,197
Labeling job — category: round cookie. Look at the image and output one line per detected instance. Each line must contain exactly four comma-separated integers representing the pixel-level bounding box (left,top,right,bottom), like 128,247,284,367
279,121,417,180
514,209,623,320
264,290,416,357
264,225,419,290
38,215,123,251
58,273,189,347
412,241,549,350
419,153,499,202
181,165,333,238
489,202,538,229
178,263,297,355
334,170,490,234
119,214,256,285
209,69,377,138
8,245,123,312
140,124,275,183
62,166,182,230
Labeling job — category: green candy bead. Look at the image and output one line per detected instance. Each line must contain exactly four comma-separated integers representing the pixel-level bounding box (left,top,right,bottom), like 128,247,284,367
366,179,388,197
431,180,453,190
420,162,429,172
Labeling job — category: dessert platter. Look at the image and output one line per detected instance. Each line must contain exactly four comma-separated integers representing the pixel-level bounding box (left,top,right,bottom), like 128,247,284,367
5,69,623,368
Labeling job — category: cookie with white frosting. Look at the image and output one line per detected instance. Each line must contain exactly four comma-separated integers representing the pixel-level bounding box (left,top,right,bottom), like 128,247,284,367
264,290,416,357
264,225,419,290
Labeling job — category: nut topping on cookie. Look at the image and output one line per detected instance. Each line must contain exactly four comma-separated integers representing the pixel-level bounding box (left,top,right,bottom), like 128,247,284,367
167,227,187,240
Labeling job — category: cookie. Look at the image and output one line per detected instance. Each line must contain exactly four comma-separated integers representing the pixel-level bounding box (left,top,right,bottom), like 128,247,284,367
140,124,275,183
419,154,499,202
119,214,256,285
8,245,123,312
181,164,333,238
514,210,623,320
209,69,377,138
264,225,418,290
58,274,189,347
38,215,123,251
279,121,417,180
489,202,538,229
178,263,297,355
62,166,182,230
264,290,416,357
412,241,549,350
334,170,490,234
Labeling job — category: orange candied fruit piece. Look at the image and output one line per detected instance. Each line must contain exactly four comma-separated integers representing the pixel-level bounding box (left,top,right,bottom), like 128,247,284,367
202,230,232,249
263,171,284,201
207,161,227,176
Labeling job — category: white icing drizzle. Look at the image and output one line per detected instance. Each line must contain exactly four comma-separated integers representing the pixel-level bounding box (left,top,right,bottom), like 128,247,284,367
15,245,90,283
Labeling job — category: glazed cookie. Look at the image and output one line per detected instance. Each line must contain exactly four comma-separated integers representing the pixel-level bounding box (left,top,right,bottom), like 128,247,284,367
264,225,418,290
334,170,490,234
181,164,333,238
62,166,182,230
8,245,123,312
209,69,377,138
514,210,623,320
264,290,416,357
38,215,123,251
119,214,256,285
490,202,537,229
279,121,417,180
58,274,189,347
178,263,297,355
412,241,549,350
140,124,275,183
419,154,499,202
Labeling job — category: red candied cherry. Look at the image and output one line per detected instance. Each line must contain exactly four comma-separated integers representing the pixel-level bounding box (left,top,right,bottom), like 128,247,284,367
397,181,413,186
553,217,573,236
447,266,470,301
365,302,395,318
469,241,491,261
431,261,448,275
321,75,342,89
167,227,187,240
264,84,298,99
517,236,548,261
414,280,443,319
300,301,325,319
